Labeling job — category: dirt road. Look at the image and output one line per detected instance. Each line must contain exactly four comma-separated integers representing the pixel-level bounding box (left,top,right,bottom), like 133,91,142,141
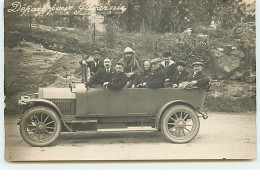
4,113,256,161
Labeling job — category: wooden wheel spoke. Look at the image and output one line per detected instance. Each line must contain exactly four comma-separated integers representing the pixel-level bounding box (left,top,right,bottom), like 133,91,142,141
174,113,178,119
169,126,175,132
184,128,191,133
45,121,54,126
34,114,40,123
180,112,182,119
45,130,52,134
169,117,175,121
181,129,186,136
167,122,175,125
38,132,41,141
43,116,50,124
46,127,55,129
183,113,189,121
40,113,43,122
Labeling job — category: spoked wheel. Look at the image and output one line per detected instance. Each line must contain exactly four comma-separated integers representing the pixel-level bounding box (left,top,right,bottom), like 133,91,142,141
20,107,61,147
161,105,200,143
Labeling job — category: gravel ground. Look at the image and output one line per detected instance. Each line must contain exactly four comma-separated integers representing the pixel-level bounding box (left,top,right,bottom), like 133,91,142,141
4,113,256,161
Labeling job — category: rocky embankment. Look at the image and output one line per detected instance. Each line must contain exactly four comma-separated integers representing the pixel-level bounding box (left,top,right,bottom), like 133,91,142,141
4,26,256,113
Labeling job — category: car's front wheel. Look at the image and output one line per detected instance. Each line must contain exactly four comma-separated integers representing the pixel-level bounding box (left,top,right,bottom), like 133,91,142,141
20,106,61,147
161,105,200,143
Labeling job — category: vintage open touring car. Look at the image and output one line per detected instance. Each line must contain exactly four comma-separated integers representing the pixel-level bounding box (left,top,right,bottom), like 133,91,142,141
18,60,208,147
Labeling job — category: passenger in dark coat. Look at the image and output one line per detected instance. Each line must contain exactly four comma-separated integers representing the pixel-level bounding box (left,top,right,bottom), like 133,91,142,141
188,61,210,89
87,51,104,74
138,58,166,89
103,62,128,90
87,58,115,88
132,60,151,88
167,60,190,88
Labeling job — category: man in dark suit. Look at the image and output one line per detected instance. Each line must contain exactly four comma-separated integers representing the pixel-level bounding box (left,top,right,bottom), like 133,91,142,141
187,61,210,89
166,60,190,88
138,58,166,89
87,51,104,75
161,51,176,79
103,62,128,90
87,58,115,88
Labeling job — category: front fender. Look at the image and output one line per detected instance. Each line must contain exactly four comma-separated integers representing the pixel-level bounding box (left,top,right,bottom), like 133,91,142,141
155,100,198,130
19,99,62,119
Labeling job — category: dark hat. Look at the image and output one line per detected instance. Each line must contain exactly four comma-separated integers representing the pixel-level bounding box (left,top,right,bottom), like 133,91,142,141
192,61,204,67
92,51,100,55
176,60,186,67
151,58,161,64
162,51,172,57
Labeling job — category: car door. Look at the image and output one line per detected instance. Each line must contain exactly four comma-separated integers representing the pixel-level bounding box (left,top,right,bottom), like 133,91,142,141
106,89,127,116
126,88,151,115
76,87,108,117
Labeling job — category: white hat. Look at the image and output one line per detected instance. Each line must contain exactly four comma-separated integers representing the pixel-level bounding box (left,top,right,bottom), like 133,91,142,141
124,47,134,54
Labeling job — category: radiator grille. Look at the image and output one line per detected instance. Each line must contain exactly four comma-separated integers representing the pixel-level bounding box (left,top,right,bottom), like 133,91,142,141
49,99,76,115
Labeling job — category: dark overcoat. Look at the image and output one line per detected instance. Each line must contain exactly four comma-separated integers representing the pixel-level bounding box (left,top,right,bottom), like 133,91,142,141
170,69,190,85
107,72,128,90
188,71,210,89
133,69,151,86
87,67,116,87
88,60,104,74
146,67,166,89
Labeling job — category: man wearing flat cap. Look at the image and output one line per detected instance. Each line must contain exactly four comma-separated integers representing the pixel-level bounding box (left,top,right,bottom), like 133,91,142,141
87,50,104,75
166,60,190,88
138,58,166,89
161,51,176,79
187,61,210,89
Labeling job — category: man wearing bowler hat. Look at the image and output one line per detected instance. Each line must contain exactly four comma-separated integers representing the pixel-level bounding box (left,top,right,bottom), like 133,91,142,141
138,58,166,89
87,50,104,75
188,61,210,89
166,60,190,88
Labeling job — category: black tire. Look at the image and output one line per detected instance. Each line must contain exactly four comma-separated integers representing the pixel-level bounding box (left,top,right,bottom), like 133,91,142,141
20,106,61,147
161,105,200,143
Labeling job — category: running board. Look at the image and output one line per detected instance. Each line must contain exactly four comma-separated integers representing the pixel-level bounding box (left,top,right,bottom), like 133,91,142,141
97,127,157,132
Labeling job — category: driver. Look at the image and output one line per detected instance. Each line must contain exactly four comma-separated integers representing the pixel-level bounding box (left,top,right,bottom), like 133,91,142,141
87,58,115,88
103,62,128,90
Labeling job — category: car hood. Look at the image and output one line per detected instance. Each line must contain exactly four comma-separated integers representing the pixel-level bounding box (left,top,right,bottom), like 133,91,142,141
38,87,76,99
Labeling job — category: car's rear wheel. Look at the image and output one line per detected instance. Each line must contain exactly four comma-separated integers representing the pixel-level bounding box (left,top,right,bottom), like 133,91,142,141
161,105,200,143
20,106,61,147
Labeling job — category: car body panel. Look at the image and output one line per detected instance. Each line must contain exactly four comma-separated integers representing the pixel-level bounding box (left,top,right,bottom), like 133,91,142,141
126,89,151,115
35,84,206,119
73,84,205,118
